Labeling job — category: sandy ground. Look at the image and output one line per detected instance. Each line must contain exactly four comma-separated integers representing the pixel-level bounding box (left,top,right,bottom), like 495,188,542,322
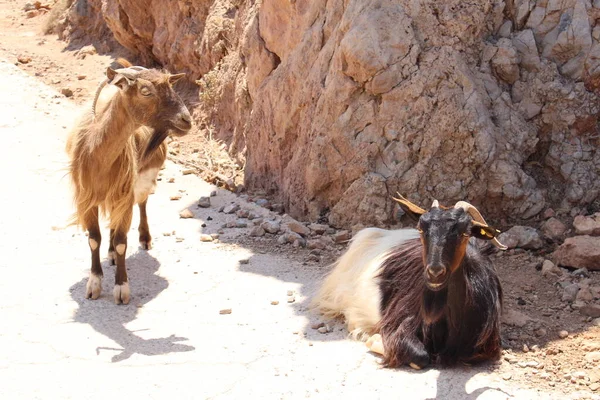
0,56,570,399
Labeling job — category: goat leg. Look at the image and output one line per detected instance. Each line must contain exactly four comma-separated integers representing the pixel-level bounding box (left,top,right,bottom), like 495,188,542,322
107,229,116,265
111,213,132,305
138,200,152,250
83,207,103,300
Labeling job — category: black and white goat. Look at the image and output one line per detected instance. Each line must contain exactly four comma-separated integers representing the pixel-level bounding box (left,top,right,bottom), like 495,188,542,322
313,195,507,369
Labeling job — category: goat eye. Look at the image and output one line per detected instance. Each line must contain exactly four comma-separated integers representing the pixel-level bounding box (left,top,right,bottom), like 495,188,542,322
140,87,152,96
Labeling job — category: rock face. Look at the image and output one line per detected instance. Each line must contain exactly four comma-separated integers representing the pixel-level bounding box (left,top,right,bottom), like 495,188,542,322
554,235,600,270
59,0,600,228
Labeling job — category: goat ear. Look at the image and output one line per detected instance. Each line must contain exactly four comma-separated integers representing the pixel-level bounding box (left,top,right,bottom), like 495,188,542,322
169,73,186,84
471,224,498,241
106,67,133,90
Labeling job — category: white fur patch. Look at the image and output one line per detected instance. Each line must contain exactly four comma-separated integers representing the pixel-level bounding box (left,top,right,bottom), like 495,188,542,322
86,273,102,300
312,228,420,338
88,238,99,251
134,168,159,204
113,282,130,305
116,244,126,255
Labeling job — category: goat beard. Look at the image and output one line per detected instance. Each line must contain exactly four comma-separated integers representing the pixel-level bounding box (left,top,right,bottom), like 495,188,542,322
143,128,170,159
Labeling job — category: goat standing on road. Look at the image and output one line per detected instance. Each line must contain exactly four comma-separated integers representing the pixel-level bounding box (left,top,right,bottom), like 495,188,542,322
313,195,507,369
66,59,192,304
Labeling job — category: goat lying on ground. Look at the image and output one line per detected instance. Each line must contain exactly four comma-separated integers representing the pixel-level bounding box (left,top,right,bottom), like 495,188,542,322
313,196,507,369
66,59,192,304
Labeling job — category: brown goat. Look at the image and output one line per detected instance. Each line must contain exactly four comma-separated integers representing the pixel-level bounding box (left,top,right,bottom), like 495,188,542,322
66,59,192,304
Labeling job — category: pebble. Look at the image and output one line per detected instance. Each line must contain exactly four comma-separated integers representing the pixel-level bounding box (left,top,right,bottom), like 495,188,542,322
255,199,270,208
249,226,266,237
223,204,240,214
179,209,194,219
534,327,547,337
210,190,217,197
271,300,279,305
562,283,580,302
17,54,32,64
591,383,600,391
61,87,73,98
311,322,325,330
531,345,540,352
198,196,211,208
309,223,329,235
522,344,529,353
168,177,175,183
182,169,194,175
236,209,249,218
77,75,86,80
200,234,213,242
262,221,281,234
163,232,171,236
559,330,569,339
219,308,232,315
502,373,512,381
287,290,294,296
287,296,295,303
210,233,220,240
317,326,328,334
175,237,184,242
235,219,248,228
239,259,249,264
334,230,351,243
170,194,181,201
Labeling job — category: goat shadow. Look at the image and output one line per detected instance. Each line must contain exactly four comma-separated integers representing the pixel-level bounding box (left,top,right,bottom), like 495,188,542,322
69,249,194,362
424,364,512,399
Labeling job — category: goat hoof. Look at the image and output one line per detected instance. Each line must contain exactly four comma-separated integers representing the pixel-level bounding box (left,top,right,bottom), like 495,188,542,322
366,334,385,356
409,363,422,370
108,251,116,266
139,239,152,250
86,274,102,300
113,282,130,305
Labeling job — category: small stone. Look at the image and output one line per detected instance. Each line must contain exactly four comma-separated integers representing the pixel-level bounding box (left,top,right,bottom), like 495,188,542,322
168,177,175,183
77,75,86,80
307,239,327,250
580,304,600,318
210,233,220,240
210,190,217,197
271,203,285,214
559,330,569,339
219,308,232,315
542,208,556,219
541,217,567,240
498,226,544,250
562,283,580,302
287,296,295,303
502,309,532,327
170,194,182,201
200,234,213,242
534,328,547,337
334,230,351,243
249,226,266,237
522,344,529,353
175,237,184,242
162,232,171,236
179,209,194,219
223,204,240,214
198,196,211,208
502,373,512,381
17,55,32,64
308,223,329,234
255,199,270,208
311,322,325,330
182,169,194,175
591,383,600,391
271,300,279,305
317,326,328,334
573,213,600,236
239,259,249,265
61,88,73,98
236,209,250,218
287,290,294,296
573,268,590,278
286,220,311,237
26,9,40,18
531,345,540,352
577,287,594,302
235,219,248,228
541,260,562,278
261,221,281,234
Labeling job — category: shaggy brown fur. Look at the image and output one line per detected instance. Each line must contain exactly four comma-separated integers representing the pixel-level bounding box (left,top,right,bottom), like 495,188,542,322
66,60,191,304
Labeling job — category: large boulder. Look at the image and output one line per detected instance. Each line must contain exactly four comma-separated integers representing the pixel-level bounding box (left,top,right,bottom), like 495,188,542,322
554,236,600,270
573,213,600,236
58,0,600,228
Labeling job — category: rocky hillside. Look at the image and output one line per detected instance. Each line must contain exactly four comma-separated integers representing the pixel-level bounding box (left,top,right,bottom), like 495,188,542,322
57,0,600,228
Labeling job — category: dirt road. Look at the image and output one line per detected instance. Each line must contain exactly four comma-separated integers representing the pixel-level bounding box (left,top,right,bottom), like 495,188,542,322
0,55,567,399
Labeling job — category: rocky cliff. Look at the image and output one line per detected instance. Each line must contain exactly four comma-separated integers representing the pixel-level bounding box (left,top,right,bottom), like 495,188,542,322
58,0,600,228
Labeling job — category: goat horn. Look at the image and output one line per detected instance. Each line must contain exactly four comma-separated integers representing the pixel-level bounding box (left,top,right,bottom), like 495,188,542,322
392,192,427,215
432,199,439,208
454,201,507,250
113,67,143,80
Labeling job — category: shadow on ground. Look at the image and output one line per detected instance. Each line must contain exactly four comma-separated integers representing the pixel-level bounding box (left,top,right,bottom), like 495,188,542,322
69,248,194,362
